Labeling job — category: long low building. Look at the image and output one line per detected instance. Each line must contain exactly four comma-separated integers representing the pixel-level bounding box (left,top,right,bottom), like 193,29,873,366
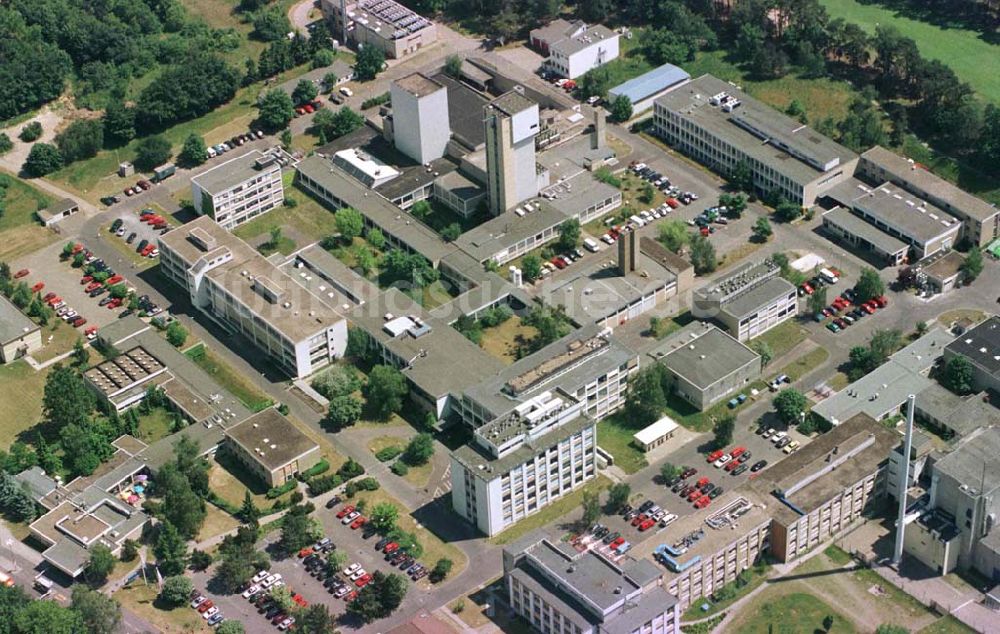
693,258,797,342
822,206,909,267
608,63,690,116
158,216,348,378
0,294,41,363
825,179,962,261
223,408,321,487
191,150,284,231
653,74,857,207
860,146,999,248
943,315,1000,395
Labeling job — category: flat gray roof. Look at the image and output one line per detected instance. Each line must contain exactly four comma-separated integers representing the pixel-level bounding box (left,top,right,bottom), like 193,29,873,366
823,206,908,255
455,202,568,263
933,426,1000,494
431,73,488,149
812,328,952,424
655,74,856,186
550,24,617,56
394,72,445,98
829,179,961,245
278,59,354,96
519,539,641,613
226,409,318,471
453,413,593,475
0,294,39,345
543,171,622,220
862,146,999,223
650,323,759,389
719,276,796,321
435,170,484,201
609,63,690,104
489,90,536,117
915,383,1000,438
348,288,504,399
192,150,277,195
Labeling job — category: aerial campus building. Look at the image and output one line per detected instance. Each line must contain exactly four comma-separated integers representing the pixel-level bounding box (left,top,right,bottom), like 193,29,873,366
485,90,542,215
943,315,1000,394
529,20,620,80
223,408,321,487
158,216,348,378
320,0,436,59
0,294,41,363
692,258,798,342
653,74,858,207
451,390,598,537
191,150,284,231
389,73,451,165
503,535,680,634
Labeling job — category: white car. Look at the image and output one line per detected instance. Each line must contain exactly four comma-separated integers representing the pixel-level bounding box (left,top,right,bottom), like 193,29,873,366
260,573,282,588
252,570,270,583
343,563,361,576
202,606,219,620
190,596,207,609
659,513,678,527
762,428,775,439
241,584,260,598
771,431,788,444
334,585,350,598
349,568,367,581
713,454,732,468
341,511,360,525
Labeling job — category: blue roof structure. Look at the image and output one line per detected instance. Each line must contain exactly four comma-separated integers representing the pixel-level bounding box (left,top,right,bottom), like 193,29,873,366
608,63,690,104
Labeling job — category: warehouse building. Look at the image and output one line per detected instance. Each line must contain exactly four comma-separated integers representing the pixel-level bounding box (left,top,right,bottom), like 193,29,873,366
653,74,857,206
503,535,679,634
0,295,40,363
859,146,999,248
223,409,321,487
158,216,348,378
608,63,690,116
692,258,797,342
648,322,761,411
191,150,284,230
530,20,620,80
320,0,436,59
451,390,597,537
825,179,962,261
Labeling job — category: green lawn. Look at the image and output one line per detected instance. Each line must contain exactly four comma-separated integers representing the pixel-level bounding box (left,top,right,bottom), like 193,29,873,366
732,592,856,633
596,416,648,475
185,343,273,412
0,174,57,263
749,321,810,361
777,347,830,383
819,0,1000,103
116,581,210,633
0,362,49,449
823,544,853,566
479,316,538,365
682,560,771,621
137,407,177,444
918,616,977,634
489,475,611,545
234,176,341,245
31,319,84,363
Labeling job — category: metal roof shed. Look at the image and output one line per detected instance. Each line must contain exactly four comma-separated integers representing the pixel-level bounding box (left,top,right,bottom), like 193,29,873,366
608,63,690,114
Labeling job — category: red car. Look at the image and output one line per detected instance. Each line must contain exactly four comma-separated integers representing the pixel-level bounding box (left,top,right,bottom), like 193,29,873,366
43,292,56,302
862,302,876,314
725,460,741,472
696,476,710,488
45,295,61,306
197,600,214,613
638,518,656,531
799,283,813,295
630,513,647,527
106,274,123,285
355,574,371,588
80,275,93,285
609,537,625,549
107,298,122,309
730,446,746,458
292,593,308,607
550,257,567,270
345,591,357,602
303,104,315,113
72,317,87,327
14,269,29,279
85,282,102,293
141,245,155,257
31,282,45,293
297,547,313,558
687,488,703,501
874,295,889,308
706,450,724,463
383,542,399,554
350,516,366,530
336,505,355,519
694,495,712,509
665,198,680,209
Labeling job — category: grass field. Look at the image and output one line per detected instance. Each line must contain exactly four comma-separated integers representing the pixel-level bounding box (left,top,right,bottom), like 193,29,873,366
198,504,241,542
185,343,273,412
0,362,49,449
137,407,177,444
234,174,340,245
489,475,611,545
682,560,771,621
777,346,830,383
479,316,537,364
732,592,856,633
749,320,810,361
116,581,210,633
596,416,648,475
0,174,57,263
819,0,1000,103
918,616,977,634
31,319,83,363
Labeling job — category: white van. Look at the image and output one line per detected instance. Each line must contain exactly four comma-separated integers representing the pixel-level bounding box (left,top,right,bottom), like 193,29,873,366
629,214,646,228
820,267,839,284
339,86,353,97
583,237,600,252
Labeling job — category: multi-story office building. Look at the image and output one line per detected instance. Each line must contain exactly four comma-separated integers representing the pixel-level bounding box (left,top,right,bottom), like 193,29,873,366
751,413,897,562
389,73,450,164
653,74,857,206
158,216,347,378
652,489,772,612
648,322,762,411
224,409,320,487
319,0,436,59
451,390,597,536
455,324,638,429
485,91,541,215
503,536,679,634
943,315,1000,394
859,146,999,248
529,20,620,79
825,179,961,260
191,150,284,231
693,258,797,342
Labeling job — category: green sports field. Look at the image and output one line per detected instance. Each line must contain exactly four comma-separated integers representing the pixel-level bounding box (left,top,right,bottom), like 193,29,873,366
820,0,1000,103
